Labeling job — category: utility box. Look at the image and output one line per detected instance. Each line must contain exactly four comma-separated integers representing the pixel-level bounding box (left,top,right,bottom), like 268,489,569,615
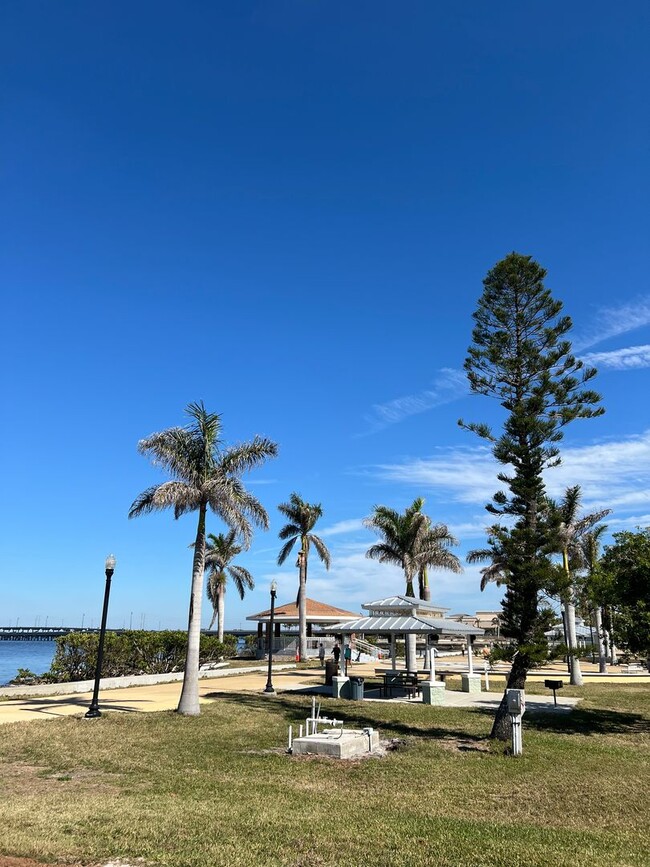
506,688,526,716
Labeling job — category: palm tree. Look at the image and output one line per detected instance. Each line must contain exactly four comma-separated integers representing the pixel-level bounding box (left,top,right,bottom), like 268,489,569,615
205,531,255,642
550,486,610,686
277,493,331,661
129,402,277,715
365,499,462,671
366,499,461,597
408,498,463,601
467,525,510,592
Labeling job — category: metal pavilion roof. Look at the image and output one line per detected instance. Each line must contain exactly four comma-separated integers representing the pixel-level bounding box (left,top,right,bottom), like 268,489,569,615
330,614,484,636
363,595,450,612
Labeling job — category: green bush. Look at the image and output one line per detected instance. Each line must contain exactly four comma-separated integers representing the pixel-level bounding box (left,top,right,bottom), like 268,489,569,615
49,630,237,683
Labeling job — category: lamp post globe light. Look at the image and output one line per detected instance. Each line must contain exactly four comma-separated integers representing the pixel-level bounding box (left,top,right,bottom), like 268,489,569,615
85,554,116,719
264,580,278,694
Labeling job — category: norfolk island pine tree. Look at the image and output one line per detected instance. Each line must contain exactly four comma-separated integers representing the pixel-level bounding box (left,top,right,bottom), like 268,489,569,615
129,402,277,715
460,253,603,741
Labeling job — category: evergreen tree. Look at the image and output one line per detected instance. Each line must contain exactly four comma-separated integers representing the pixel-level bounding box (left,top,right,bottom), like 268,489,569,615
460,253,603,740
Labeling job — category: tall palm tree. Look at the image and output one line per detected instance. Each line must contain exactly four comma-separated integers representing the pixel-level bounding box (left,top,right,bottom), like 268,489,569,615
277,493,331,661
129,402,277,715
550,486,610,686
365,499,461,671
408,498,462,601
365,499,461,597
204,530,255,642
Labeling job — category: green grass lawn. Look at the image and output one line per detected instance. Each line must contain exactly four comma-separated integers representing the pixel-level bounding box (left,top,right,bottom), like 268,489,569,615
0,684,648,867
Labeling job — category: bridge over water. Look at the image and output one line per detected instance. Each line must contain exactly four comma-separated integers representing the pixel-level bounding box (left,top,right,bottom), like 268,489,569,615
0,626,259,642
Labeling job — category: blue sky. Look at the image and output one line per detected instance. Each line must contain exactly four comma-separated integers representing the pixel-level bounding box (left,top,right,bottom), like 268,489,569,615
2,2,649,630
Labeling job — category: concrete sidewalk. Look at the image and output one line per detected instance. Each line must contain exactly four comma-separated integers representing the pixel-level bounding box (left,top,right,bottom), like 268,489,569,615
0,667,326,724
0,662,580,724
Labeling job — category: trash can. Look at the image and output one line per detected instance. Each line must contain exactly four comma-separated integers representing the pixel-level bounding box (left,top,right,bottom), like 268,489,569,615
325,659,337,686
350,676,365,700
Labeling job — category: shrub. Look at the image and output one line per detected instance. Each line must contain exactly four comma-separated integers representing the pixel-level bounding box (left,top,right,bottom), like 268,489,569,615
49,630,237,683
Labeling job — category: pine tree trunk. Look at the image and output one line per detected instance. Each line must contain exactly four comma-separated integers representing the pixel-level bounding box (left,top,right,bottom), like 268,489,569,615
490,653,527,741
217,585,225,644
177,504,206,716
298,543,307,662
594,607,607,673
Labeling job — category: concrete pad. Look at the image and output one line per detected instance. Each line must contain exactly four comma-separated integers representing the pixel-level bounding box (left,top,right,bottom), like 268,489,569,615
292,728,379,758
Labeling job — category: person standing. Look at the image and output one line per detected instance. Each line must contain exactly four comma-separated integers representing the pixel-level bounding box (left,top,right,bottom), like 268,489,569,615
333,643,341,666
318,643,325,667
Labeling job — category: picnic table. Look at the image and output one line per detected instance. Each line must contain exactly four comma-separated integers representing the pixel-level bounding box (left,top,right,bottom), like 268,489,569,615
379,671,421,699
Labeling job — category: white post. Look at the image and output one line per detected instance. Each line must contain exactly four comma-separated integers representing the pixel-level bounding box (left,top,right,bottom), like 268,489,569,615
339,634,347,677
484,662,490,691
429,644,436,684
391,634,397,670
467,636,474,675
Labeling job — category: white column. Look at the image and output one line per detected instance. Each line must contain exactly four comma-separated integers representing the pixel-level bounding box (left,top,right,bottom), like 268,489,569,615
428,644,436,684
339,634,347,677
467,636,474,675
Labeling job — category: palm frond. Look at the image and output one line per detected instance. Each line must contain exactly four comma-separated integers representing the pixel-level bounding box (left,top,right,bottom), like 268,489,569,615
228,565,255,599
220,437,278,476
308,534,331,570
277,537,297,565
366,543,402,568
278,523,301,541
128,481,200,519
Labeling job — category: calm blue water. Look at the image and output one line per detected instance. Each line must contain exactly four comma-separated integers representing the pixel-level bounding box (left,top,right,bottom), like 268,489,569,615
0,641,56,686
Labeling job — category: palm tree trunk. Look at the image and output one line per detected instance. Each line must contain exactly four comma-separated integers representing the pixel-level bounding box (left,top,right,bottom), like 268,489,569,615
298,542,308,662
419,567,431,601
593,607,607,673
564,598,583,686
177,503,206,716
490,652,527,741
217,584,225,644
562,550,583,687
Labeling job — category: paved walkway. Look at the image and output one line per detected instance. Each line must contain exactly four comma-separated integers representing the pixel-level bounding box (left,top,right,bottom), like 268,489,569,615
0,661,580,724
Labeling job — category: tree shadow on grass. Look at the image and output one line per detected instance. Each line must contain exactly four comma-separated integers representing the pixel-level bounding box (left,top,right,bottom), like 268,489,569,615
525,706,649,736
211,690,489,743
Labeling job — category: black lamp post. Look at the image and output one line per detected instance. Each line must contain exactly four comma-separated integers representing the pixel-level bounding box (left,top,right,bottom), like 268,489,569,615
264,579,278,694
85,554,116,719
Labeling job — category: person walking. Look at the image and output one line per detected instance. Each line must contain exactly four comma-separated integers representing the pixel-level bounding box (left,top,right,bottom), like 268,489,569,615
333,643,341,667
318,643,325,667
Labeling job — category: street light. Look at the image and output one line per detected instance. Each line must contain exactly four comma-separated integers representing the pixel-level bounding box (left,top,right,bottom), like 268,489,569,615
85,554,116,719
264,579,278,694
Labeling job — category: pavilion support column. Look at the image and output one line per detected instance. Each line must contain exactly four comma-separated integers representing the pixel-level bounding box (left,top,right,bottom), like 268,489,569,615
390,634,396,670
406,633,417,674
257,622,264,659
339,634,347,678
467,636,474,675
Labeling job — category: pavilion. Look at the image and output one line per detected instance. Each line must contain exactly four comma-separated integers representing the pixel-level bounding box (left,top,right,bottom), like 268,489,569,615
246,597,360,657
331,595,485,688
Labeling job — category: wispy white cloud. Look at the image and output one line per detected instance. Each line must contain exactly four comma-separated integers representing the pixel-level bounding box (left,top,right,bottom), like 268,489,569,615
581,344,650,371
372,430,650,517
361,368,467,434
261,547,496,614
319,518,365,538
574,298,650,352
